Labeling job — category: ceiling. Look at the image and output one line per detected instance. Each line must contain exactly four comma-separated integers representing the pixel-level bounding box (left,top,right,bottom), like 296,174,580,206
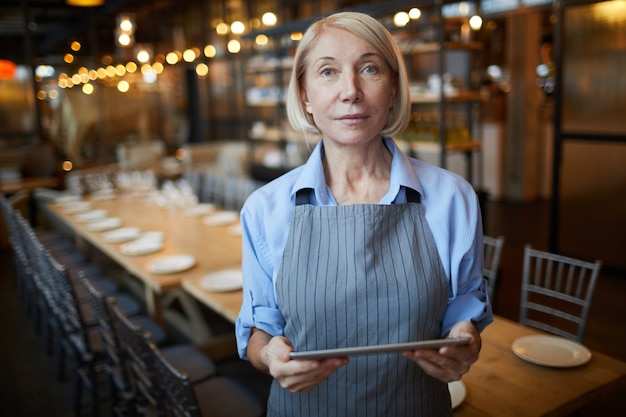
0,0,424,67
0,0,211,66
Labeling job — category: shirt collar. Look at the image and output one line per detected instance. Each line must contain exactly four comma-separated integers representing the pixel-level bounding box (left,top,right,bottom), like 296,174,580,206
291,137,423,205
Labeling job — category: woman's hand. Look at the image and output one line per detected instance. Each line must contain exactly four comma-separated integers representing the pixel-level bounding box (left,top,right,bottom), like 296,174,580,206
403,321,481,383
248,329,349,393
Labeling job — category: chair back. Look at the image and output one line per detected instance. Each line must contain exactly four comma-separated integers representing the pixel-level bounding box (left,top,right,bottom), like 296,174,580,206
148,341,202,417
483,235,505,302
520,244,602,342
78,272,134,405
109,301,165,416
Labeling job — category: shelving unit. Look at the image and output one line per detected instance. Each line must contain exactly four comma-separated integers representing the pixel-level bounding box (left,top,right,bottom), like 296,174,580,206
396,2,485,185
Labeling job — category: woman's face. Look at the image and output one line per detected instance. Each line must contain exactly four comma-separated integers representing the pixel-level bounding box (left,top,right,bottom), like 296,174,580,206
301,27,397,147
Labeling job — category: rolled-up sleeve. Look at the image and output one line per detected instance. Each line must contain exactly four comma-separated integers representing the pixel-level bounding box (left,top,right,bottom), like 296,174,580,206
235,198,287,360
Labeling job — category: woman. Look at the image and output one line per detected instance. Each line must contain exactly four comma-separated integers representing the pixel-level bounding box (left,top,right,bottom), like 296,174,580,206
236,11,492,417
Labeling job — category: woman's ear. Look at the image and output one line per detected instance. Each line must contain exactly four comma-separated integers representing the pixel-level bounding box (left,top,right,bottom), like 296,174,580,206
302,89,313,114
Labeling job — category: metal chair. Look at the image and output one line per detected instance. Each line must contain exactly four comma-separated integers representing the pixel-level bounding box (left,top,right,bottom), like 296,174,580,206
148,338,264,417
483,235,505,303
77,271,169,417
109,301,220,416
519,244,602,343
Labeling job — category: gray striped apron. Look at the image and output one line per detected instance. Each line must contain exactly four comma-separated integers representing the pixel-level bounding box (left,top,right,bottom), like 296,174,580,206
268,188,451,417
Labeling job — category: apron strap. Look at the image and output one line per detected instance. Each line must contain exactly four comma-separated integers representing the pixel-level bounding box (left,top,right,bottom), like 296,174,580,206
405,187,421,203
297,187,421,205
295,188,314,206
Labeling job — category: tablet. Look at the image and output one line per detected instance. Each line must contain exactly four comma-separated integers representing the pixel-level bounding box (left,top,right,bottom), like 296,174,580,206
289,337,471,360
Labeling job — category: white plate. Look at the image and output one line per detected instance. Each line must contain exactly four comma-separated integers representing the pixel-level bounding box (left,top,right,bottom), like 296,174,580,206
75,209,107,223
86,217,122,232
184,203,215,217
511,335,591,368
200,269,243,292
228,223,242,236
147,254,196,275
203,211,239,226
102,227,142,243
61,201,91,213
55,195,81,204
90,190,116,201
449,380,466,409
120,238,164,256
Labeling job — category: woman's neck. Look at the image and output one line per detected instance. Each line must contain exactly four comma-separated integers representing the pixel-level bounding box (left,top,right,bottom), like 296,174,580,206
322,138,392,205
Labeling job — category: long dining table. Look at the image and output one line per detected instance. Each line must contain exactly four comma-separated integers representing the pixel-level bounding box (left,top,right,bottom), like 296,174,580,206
47,193,626,416
46,193,244,345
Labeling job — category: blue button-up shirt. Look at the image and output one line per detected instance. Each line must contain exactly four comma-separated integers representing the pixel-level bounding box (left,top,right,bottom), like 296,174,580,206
235,137,492,359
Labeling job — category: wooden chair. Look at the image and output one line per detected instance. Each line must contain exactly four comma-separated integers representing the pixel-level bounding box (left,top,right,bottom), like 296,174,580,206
520,244,602,343
483,235,505,303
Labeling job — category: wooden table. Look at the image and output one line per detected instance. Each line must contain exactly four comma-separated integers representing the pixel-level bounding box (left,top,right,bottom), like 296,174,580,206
456,316,626,416
0,176,59,195
47,195,243,344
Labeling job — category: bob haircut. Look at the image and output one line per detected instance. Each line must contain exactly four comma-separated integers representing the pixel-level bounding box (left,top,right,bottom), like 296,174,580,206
286,11,411,138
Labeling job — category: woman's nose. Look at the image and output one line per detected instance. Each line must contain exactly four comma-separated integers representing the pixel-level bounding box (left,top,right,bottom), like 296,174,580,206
339,72,362,103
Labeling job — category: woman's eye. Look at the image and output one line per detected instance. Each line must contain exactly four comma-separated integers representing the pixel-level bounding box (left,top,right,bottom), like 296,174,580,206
364,65,377,74
321,68,334,77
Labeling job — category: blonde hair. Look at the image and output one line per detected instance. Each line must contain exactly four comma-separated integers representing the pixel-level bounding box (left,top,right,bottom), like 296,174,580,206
286,11,411,137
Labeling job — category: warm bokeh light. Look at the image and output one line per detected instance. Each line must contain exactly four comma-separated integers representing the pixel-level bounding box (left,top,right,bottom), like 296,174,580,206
141,63,152,75
119,17,133,32
82,83,94,95
152,62,164,74
58,78,68,88
102,55,113,65
204,44,216,58
114,64,126,76
175,148,187,161
290,32,303,41
249,17,261,29
36,90,46,100
262,12,277,26
96,68,107,79
105,65,116,77
137,49,150,63
393,12,410,27
117,80,130,92
118,33,131,47
88,69,97,80
469,15,483,30
126,61,138,73
255,34,269,46
70,41,81,51
166,52,179,65
409,8,422,20
227,39,241,53
48,89,58,99
231,21,245,34
71,74,81,84
196,63,209,77
62,160,73,172
183,49,196,62
64,53,75,64
216,22,229,35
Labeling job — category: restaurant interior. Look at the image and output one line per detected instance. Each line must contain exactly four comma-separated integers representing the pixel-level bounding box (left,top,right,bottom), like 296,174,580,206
1,0,625,416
